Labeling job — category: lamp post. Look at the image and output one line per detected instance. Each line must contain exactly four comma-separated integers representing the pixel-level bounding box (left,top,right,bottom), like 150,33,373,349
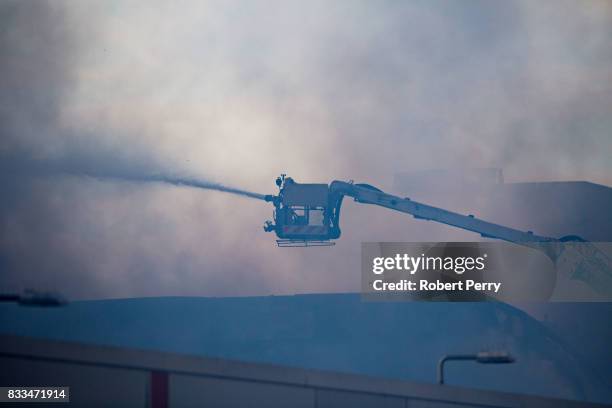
0,289,67,307
437,351,515,385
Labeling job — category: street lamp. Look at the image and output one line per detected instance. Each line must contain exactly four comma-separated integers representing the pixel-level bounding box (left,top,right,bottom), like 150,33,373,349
0,289,67,307
437,351,515,385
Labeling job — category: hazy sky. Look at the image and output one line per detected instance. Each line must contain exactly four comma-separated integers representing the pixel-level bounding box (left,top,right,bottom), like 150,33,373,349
1,0,611,299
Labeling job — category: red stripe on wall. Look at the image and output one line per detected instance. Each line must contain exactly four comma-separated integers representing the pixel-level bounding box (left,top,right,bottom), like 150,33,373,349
151,371,169,408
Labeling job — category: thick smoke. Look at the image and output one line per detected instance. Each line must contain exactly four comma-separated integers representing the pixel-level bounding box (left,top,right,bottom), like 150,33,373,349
1,0,611,299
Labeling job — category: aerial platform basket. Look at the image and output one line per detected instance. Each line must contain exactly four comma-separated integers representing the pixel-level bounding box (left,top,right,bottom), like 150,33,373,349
263,175,342,244
276,239,335,248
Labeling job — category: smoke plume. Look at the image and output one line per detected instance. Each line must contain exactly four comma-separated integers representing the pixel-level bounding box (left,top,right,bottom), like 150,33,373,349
1,0,611,299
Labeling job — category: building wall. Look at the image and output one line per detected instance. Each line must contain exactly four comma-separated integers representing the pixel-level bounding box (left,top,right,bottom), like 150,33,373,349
0,335,603,408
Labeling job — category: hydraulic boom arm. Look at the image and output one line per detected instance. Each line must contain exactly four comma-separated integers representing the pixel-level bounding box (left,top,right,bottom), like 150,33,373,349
328,180,556,244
